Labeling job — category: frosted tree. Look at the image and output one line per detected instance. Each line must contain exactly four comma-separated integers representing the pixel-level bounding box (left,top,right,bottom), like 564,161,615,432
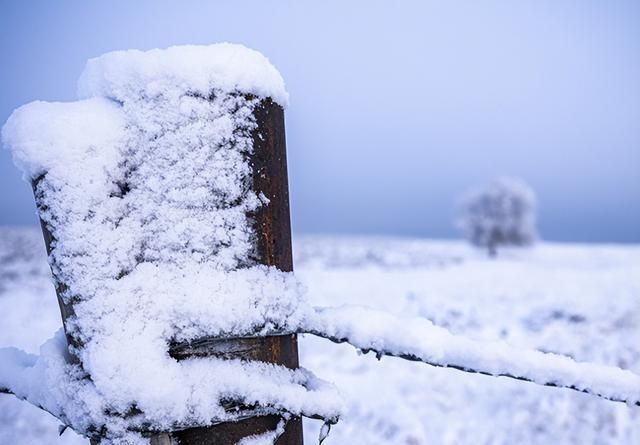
457,177,537,257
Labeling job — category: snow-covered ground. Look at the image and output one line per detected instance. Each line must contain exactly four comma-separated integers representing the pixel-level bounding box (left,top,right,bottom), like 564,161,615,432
1,228,639,444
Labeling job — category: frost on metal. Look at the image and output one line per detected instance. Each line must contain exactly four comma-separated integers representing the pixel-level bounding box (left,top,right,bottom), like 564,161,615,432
1,44,340,444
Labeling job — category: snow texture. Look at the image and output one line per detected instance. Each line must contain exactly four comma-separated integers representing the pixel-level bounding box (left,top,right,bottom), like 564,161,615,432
2,44,338,444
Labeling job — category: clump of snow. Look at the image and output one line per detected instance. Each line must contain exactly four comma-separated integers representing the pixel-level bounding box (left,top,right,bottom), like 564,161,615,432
2,98,125,181
1,44,338,444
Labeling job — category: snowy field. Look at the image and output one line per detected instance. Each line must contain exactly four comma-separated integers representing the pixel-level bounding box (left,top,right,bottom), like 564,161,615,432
1,227,639,444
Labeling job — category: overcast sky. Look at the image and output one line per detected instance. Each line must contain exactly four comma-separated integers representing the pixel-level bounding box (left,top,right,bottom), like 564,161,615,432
1,0,638,242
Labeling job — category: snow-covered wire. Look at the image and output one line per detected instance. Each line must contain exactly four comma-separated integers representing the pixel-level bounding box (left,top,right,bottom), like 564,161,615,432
301,306,640,407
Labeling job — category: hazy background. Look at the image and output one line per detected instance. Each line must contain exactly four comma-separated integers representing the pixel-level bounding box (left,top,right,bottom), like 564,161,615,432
1,0,638,242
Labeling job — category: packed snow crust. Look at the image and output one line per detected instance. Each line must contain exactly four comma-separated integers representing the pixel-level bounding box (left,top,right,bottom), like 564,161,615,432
2,44,340,444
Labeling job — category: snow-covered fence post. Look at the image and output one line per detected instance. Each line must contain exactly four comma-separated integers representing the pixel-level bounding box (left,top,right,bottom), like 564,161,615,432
31,98,303,445
160,99,303,444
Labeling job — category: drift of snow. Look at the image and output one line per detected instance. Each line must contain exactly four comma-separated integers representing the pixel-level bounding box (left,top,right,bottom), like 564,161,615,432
1,44,339,444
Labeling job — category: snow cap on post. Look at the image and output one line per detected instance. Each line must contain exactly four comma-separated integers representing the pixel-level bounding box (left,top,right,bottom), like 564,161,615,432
78,43,289,107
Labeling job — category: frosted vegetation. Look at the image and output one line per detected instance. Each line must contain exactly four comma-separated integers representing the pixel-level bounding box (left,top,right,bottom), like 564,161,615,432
0,45,638,444
457,177,537,256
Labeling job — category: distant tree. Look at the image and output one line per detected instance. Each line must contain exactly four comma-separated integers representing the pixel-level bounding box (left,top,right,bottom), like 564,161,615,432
457,177,537,257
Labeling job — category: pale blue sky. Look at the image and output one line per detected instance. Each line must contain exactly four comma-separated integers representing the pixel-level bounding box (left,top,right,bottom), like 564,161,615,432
1,0,638,242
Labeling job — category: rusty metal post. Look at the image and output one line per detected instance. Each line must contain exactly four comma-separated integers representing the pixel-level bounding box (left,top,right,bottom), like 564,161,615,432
162,99,303,444
36,98,303,445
